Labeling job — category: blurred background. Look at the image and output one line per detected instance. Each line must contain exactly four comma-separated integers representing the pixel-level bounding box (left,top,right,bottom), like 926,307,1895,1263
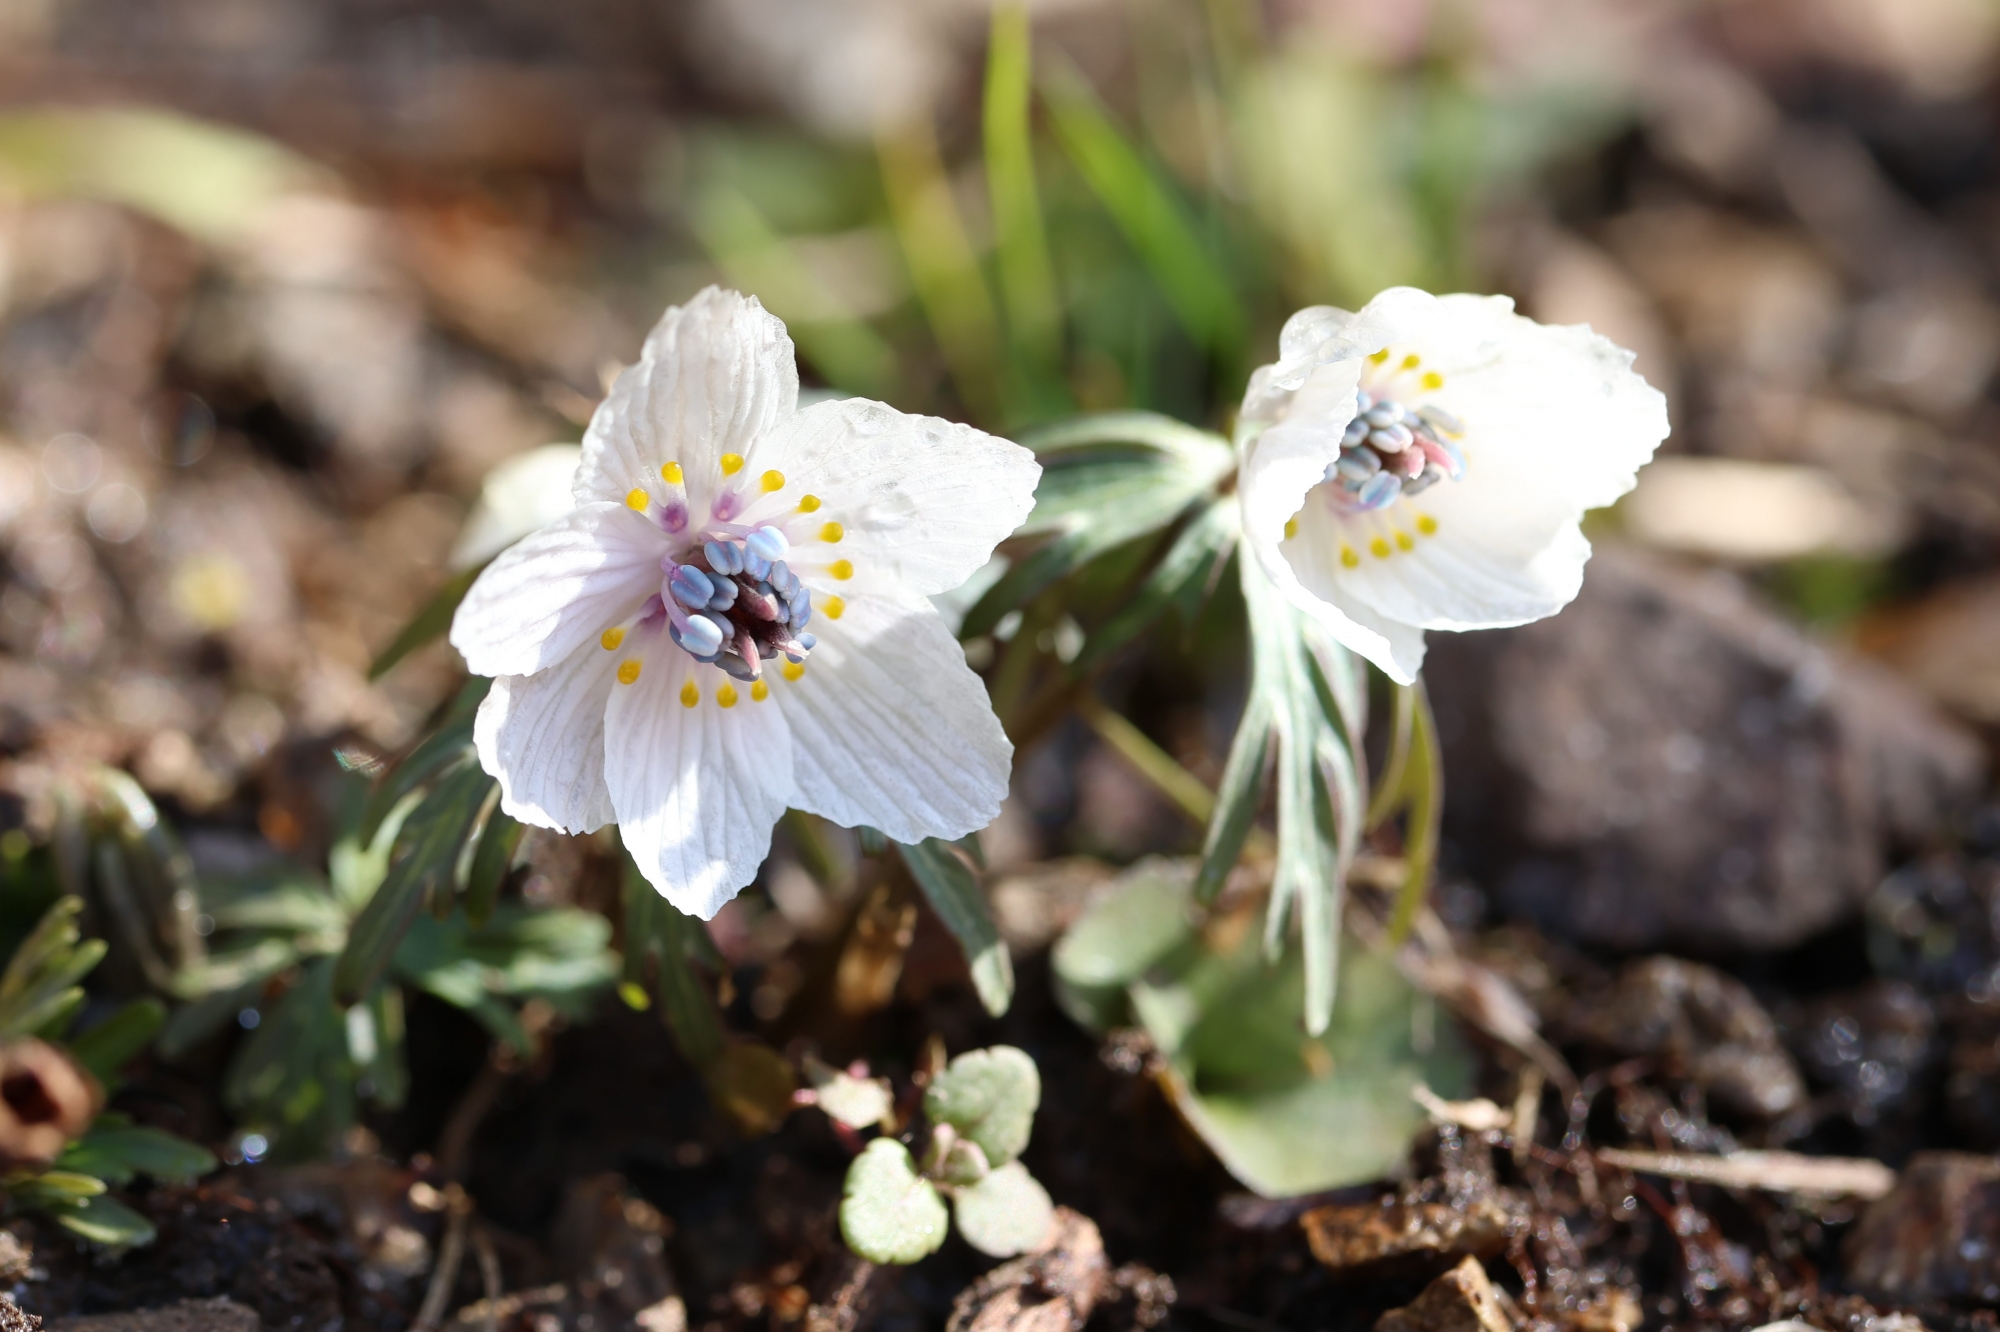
2,0,2000,1321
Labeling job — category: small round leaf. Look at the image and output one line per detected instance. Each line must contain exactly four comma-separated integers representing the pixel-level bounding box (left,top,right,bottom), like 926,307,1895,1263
923,1046,1039,1166
952,1162,1055,1258
840,1139,948,1265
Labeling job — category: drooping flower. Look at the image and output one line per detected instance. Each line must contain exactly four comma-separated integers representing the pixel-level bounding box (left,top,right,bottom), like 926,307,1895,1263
1237,287,1669,683
449,288,1040,917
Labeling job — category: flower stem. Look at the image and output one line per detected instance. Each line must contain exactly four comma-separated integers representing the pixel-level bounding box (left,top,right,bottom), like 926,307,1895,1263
1076,696,1214,827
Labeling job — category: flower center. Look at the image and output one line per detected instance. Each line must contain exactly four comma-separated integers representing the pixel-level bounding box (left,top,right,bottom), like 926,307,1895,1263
1321,376,1465,515
658,525,816,681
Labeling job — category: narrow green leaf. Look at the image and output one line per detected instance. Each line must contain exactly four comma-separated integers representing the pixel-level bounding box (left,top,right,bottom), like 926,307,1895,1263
621,846,723,1071
923,1045,1039,1166
68,998,166,1084
368,561,484,682
9,1169,106,1204
1079,698,1213,826
1365,683,1417,830
357,704,481,848
840,1139,948,1265
462,806,522,929
896,840,1012,1017
878,115,1004,421
691,185,899,397
1041,62,1244,357
48,1193,155,1247
334,765,491,1005
59,1124,216,1187
1196,690,1272,903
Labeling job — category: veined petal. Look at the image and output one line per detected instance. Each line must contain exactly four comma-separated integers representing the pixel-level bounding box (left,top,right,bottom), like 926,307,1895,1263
574,287,800,510
605,640,794,920
449,503,662,677
1247,512,1425,684
774,594,1010,844
473,645,619,834
744,398,1040,599
1426,293,1669,513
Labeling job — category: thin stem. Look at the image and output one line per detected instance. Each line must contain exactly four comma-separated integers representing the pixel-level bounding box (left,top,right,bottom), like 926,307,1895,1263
1077,696,1214,826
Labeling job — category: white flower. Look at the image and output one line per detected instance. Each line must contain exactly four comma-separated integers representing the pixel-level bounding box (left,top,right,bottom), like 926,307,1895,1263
1237,287,1669,683
448,288,1040,917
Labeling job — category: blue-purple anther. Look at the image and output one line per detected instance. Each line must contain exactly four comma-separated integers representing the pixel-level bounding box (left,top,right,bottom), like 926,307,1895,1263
662,525,816,680
1322,391,1466,513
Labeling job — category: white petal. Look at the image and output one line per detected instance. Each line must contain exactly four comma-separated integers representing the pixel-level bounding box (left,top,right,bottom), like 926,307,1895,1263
605,643,794,920
774,594,1011,843
1245,518,1426,685
746,398,1040,598
473,645,619,834
449,503,661,678
450,444,584,569
574,287,800,509
1426,292,1669,513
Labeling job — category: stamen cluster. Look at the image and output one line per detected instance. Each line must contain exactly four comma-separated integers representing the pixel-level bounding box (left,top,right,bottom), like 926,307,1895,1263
1323,391,1465,512
662,525,816,680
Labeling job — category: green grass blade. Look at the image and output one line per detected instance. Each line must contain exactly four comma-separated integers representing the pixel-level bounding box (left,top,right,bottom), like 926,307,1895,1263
1041,61,1244,359
984,4,1067,415
877,116,1005,421
690,185,899,397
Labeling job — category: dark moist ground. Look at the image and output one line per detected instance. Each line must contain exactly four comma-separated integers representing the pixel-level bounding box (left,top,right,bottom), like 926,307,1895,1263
18,896,2000,1332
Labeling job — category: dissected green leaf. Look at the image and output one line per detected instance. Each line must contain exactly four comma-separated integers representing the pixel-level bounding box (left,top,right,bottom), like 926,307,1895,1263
897,839,1012,1017
355,677,489,846
923,1046,1039,1167
334,763,492,1005
952,1161,1055,1258
1242,555,1364,1035
840,1138,949,1265
962,416,1232,640
68,998,165,1084
1195,691,1272,904
0,897,105,1042
1076,499,1237,672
